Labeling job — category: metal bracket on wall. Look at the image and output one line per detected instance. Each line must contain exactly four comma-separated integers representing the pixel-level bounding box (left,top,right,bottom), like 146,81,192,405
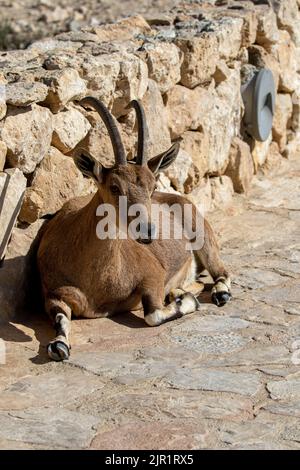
241,68,275,142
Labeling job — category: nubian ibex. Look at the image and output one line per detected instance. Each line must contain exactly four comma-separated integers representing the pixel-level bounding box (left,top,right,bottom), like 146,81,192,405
37,97,231,361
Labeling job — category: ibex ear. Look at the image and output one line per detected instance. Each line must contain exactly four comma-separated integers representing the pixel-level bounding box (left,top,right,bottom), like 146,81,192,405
147,142,180,175
74,150,104,183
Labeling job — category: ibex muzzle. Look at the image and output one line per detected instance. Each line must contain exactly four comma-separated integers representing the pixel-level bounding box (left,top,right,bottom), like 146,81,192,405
135,222,156,244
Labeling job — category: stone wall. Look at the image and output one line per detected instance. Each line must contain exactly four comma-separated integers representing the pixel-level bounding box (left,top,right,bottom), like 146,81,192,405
0,0,300,320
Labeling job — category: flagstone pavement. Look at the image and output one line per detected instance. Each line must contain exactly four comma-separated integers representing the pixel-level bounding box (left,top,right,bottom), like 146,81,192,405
0,156,300,450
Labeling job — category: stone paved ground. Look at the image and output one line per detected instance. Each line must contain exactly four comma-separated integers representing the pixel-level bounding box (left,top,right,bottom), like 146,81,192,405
0,156,300,450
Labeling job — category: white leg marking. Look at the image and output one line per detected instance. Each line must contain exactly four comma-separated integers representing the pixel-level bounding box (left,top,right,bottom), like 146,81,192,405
145,309,164,326
145,293,199,327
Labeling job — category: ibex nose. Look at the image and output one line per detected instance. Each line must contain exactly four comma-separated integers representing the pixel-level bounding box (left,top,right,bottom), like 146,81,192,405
138,222,156,244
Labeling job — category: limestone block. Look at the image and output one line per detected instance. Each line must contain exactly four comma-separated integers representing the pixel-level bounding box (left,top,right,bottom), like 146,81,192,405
272,93,293,152
5,82,48,107
19,147,93,223
52,107,91,153
142,42,182,94
210,175,234,210
225,137,254,193
1,104,53,174
43,68,87,113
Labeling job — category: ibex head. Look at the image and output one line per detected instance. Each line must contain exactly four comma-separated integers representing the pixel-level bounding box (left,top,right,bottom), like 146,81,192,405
74,97,180,244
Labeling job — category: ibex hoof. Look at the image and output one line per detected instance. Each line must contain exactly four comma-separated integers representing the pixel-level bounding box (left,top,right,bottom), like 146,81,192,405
212,291,232,307
48,340,70,361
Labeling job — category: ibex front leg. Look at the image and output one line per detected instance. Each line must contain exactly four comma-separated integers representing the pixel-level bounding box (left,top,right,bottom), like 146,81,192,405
142,283,199,327
45,298,72,361
194,218,232,307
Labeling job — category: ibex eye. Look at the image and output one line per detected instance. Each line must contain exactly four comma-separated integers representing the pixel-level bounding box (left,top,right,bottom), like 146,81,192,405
110,185,120,195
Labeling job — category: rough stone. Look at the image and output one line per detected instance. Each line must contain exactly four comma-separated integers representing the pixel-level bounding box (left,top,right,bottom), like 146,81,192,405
144,14,173,26
187,177,212,213
167,67,242,174
92,14,151,42
91,419,210,450
291,90,300,132
236,267,286,290
43,68,87,113
213,17,243,59
19,147,92,223
264,401,300,418
207,66,243,174
81,53,120,107
166,85,204,139
95,389,253,423
170,315,250,336
218,2,257,47
5,82,48,107
252,280,300,306
175,14,244,87
165,149,194,193
69,348,212,387
142,42,182,94
255,4,279,46
202,345,291,368
284,131,300,159
0,48,41,73
172,332,250,355
280,423,300,444
74,107,134,167
0,408,99,449
69,350,167,383
259,367,298,378
261,141,286,176
117,110,138,160
268,31,299,93
225,137,254,193
248,45,280,91
210,175,234,210
251,133,272,171
1,104,53,174
183,163,201,194
28,38,82,54
180,131,209,179
176,33,218,89
166,368,262,397
219,416,282,448
272,0,300,46
267,379,300,401
112,53,148,118
272,93,293,152
141,79,171,158
52,107,91,153
1,370,102,410
0,140,7,171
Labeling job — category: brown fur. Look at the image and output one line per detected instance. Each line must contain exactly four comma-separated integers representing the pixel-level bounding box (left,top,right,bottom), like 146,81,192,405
37,105,231,361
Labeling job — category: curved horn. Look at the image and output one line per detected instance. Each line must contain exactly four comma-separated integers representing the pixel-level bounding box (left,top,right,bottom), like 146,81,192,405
129,99,149,166
80,96,126,166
